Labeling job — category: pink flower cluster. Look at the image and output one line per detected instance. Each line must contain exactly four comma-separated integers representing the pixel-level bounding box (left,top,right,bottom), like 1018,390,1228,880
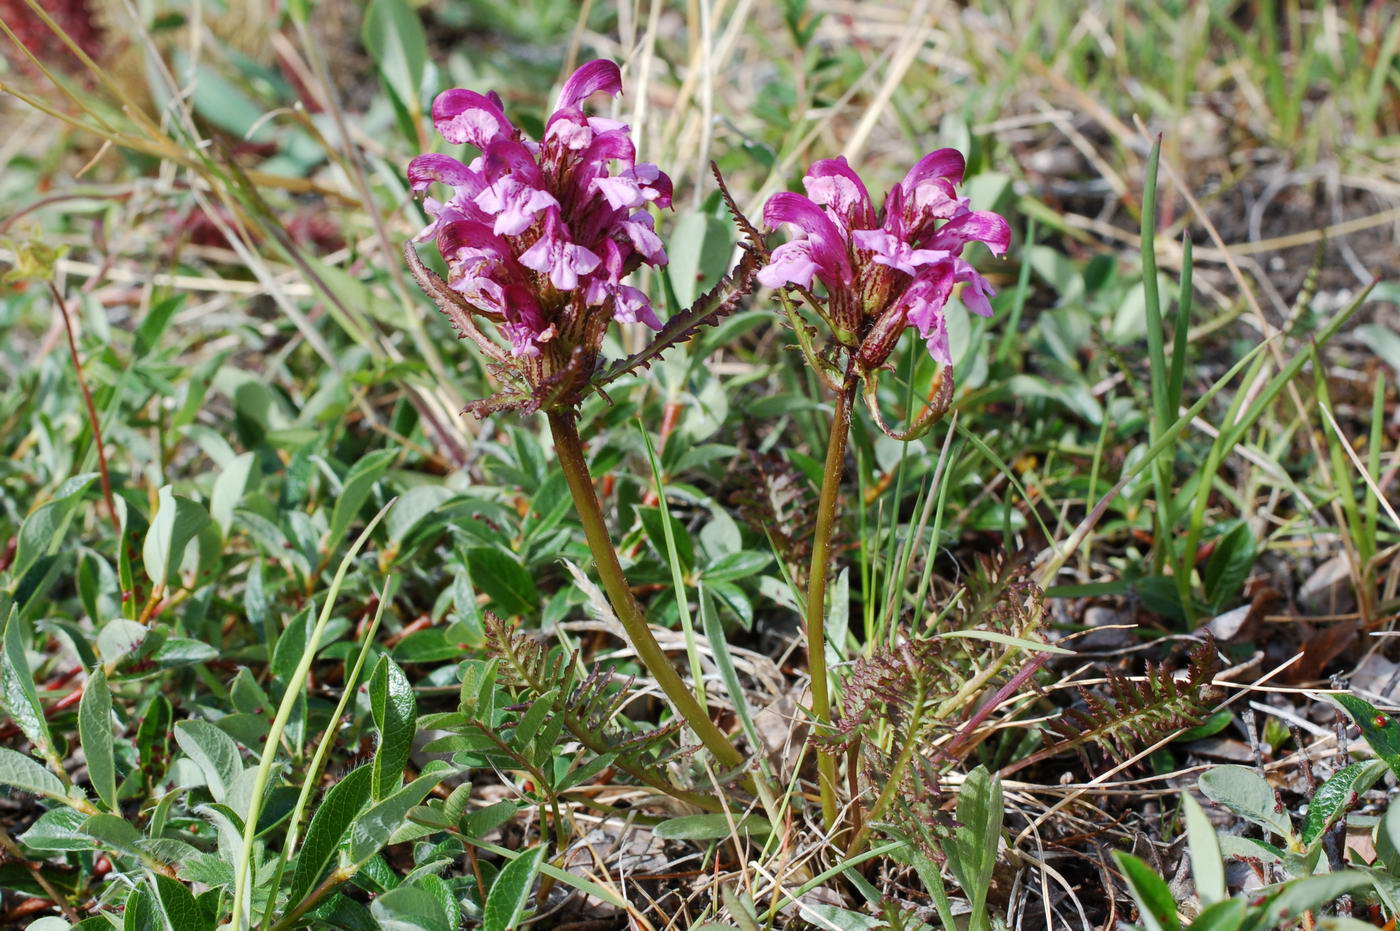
757,152,1009,366
408,60,671,359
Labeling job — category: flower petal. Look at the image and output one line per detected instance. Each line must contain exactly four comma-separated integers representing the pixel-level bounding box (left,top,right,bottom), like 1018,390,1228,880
803,156,875,229
557,59,623,110
928,210,1011,256
756,240,819,290
406,153,479,193
900,148,966,192
762,192,852,285
432,89,513,149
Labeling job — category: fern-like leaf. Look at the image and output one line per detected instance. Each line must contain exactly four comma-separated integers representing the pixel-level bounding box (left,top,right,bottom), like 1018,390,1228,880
1004,637,1222,776
593,243,761,387
482,614,722,809
729,451,818,582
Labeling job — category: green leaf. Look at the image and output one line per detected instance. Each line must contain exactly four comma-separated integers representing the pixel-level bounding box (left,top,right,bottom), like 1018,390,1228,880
1333,693,1400,778
11,473,98,580
152,873,212,931
1112,851,1181,931
1186,899,1245,931
328,450,396,548
347,769,445,866
465,547,538,616
1246,872,1369,931
289,765,373,906
667,210,736,308
1374,794,1400,875
97,619,148,668
142,486,211,589
461,799,519,838
81,813,142,855
0,747,65,800
79,667,117,811
794,904,884,931
1301,759,1386,847
210,452,256,537
653,814,772,841
21,918,71,931
2,608,55,763
369,655,417,800
945,765,1003,928
18,807,89,851
132,294,183,359
361,0,427,115
173,720,243,802
481,845,545,931
370,885,449,931
1181,794,1225,906
1202,522,1256,610
639,506,694,571
701,551,771,583
1198,765,1293,840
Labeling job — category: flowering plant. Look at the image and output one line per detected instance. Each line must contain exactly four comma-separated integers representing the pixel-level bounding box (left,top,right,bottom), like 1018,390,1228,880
758,151,1009,438
404,61,758,775
404,60,674,415
757,150,1010,826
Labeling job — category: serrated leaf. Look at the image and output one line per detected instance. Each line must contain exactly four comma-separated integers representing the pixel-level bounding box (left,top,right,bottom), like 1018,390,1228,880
1181,794,1225,905
1113,851,1181,931
142,487,211,588
482,845,545,931
1198,765,1293,840
289,765,374,906
173,720,243,802
329,450,396,548
79,667,117,811
370,656,416,800
1301,759,1386,847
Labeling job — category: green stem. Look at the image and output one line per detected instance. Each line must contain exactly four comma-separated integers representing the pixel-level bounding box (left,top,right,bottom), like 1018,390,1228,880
805,369,858,829
546,411,744,771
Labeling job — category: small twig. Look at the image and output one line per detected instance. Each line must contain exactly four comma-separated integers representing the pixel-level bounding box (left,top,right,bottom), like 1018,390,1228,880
0,825,81,923
49,281,119,532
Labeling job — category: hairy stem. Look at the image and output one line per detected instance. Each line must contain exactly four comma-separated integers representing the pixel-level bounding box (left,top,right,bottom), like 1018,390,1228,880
547,410,744,771
805,368,858,829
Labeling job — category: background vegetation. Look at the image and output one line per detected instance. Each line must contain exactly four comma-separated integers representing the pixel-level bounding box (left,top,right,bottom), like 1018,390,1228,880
1,0,1398,928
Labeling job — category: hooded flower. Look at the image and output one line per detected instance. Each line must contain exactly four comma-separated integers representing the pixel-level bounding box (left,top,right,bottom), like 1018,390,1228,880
406,60,672,413
758,152,1009,367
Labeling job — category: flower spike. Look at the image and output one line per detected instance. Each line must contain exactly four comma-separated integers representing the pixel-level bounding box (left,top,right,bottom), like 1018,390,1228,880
407,60,673,415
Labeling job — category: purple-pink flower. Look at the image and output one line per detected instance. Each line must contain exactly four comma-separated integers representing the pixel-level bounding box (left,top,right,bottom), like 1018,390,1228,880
408,60,670,363
758,152,1009,367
